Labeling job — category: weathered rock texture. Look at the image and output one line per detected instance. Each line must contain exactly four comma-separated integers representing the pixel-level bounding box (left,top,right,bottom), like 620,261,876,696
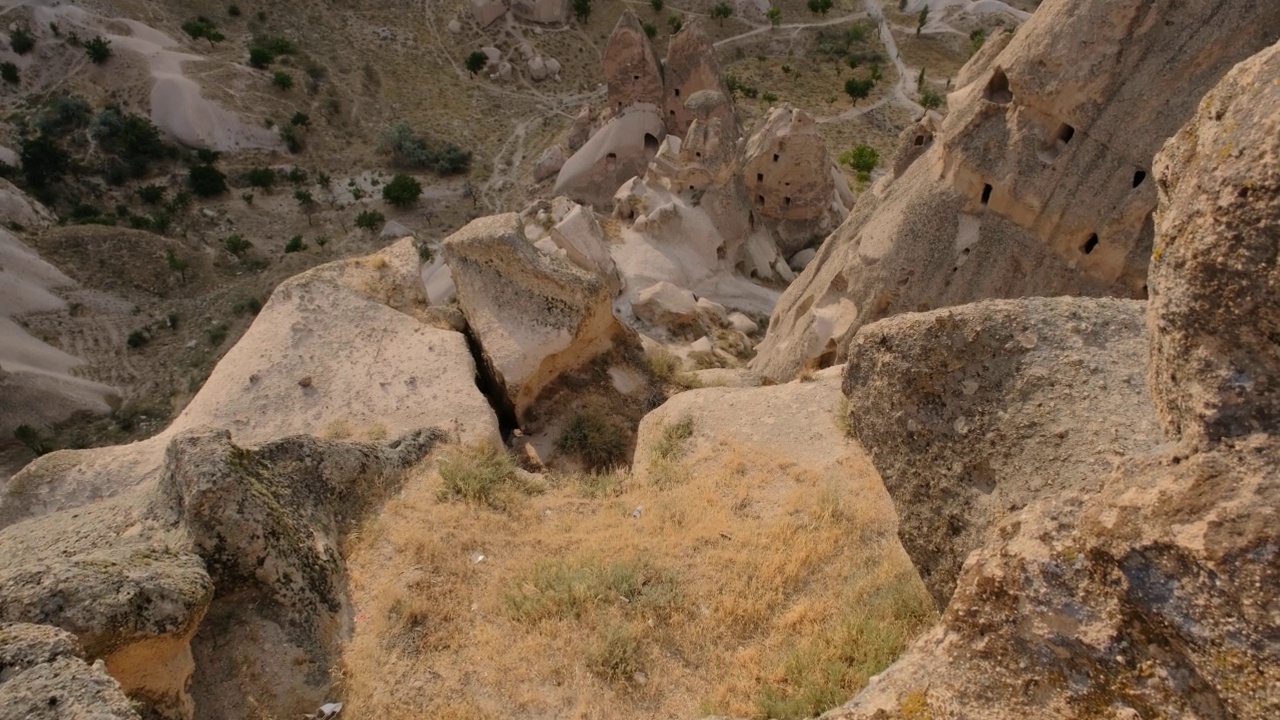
0,429,442,720
828,39,1280,720
0,623,140,720
1148,41,1280,447
754,0,1280,381
443,213,632,423
661,20,731,136
603,10,663,115
843,297,1163,605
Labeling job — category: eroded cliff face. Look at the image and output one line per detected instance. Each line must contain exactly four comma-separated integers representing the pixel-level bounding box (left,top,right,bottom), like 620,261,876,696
753,0,1280,382
827,38,1280,719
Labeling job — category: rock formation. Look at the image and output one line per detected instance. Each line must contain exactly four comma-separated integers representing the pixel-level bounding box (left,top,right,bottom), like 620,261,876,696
509,0,566,24
553,105,665,209
661,20,732,136
827,38,1280,719
842,297,1163,605
443,213,632,423
603,10,664,115
754,0,1280,381
0,624,140,720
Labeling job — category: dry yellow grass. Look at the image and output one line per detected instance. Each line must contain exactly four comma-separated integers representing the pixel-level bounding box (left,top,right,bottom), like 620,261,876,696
340,439,933,720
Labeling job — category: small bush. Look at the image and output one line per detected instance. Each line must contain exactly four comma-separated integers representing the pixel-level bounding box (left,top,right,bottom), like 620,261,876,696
20,134,71,190
291,111,311,127
188,164,227,196
586,624,645,685
651,416,694,462
436,443,540,511
505,558,680,622
9,27,34,55
228,4,242,16
465,50,488,75
248,47,273,68
126,329,150,348
137,184,166,204
13,425,50,455
382,173,422,208
208,323,228,345
0,62,18,84
287,167,307,184
555,410,629,470
85,35,112,63
280,125,302,153
272,71,294,90
642,21,657,39
839,144,879,174
232,296,262,315
246,166,276,189
355,209,384,231
284,234,307,253
572,0,591,21
223,234,253,256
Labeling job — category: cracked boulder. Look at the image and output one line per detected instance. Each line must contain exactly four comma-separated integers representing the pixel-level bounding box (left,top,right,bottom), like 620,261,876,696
443,213,634,423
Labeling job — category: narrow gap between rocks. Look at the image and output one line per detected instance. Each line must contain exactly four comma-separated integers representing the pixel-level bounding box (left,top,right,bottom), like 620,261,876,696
460,321,520,442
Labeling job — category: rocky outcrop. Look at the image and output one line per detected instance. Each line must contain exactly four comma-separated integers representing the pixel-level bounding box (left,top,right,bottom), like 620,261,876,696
554,106,665,208
0,624,140,720
603,10,664,115
1148,41,1280,447
742,106,845,256
443,213,632,423
510,0,566,24
842,297,1163,605
0,428,442,720
661,20,731,136
828,39,1280,720
754,0,1280,381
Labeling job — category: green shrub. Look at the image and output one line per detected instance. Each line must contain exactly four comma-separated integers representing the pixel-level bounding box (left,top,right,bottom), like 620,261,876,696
232,296,262,315
436,443,540,511
84,35,112,63
287,167,307,184
355,209,384,230
138,184,166,204
126,329,150,348
272,71,293,90
382,173,422,208
465,50,488,75
188,164,227,196
378,121,471,175
280,125,302,153
284,234,307,253
839,144,879,174
0,62,18,84
20,134,70,190
248,47,273,68
555,410,629,470
223,234,253,256
9,27,34,55
505,558,679,622
13,424,50,455
290,111,310,127
246,166,276,189
208,323,228,345
651,416,694,462
228,4,241,16
572,0,591,21
586,624,645,685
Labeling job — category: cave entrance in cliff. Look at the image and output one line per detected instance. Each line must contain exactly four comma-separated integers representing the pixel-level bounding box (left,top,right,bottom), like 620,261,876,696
981,184,993,205
644,133,659,159
1082,233,1099,255
1133,170,1147,187
985,68,1012,104
1056,123,1075,144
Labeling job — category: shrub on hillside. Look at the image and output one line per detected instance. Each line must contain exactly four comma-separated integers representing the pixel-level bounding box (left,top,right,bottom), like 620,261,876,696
556,410,629,470
437,443,541,511
188,164,227,196
382,174,422,208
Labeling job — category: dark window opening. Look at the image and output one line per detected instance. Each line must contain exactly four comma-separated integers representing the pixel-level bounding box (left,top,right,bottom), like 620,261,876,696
985,68,1012,104
606,152,617,160
1056,123,1075,144
784,196,792,206
1133,170,1147,188
695,151,701,157
1082,233,1099,255
670,109,676,116
674,88,680,97
644,133,659,154
772,153,779,162
633,75,640,80
689,185,696,190
716,243,727,259
914,135,925,146
757,173,763,182
981,184,993,205
756,194,765,205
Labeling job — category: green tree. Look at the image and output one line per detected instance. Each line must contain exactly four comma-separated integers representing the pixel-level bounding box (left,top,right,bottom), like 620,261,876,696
651,0,664,11
355,209,385,230
839,144,879,174
572,0,591,22
382,174,423,208
465,50,488,75
284,235,307,253
272,71,294,90
920,89,943,110
668,14,683,32
248,47,273,68
291,112,311,127
766,6,782,26
845,77,874,104
970,29,986,53
643,22,657,39
711,2,733,24
224,234,253,256
9,27,34,55
294,189,317,224
85,36,112,63
20,134,70,190
188,164,227,196
0,62,18,84
166,248,190,283
246,167,276,189
916,7,928,35
807,0,833,15
869,63,883,82
228,4,242,16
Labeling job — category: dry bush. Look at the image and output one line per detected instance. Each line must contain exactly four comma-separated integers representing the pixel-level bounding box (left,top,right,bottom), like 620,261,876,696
436,443,541,511
555,410,630,470
341,439,933,720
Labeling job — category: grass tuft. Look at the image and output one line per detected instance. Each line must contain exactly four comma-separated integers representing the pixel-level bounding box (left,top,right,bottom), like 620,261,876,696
555,410,630,470
436,443,541,511
586,623,646,685
651,416,695,462
505,558,680,623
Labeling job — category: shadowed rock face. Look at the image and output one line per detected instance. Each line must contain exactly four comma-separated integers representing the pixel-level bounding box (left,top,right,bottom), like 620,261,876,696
0,624,141,720
827,39,1280,720
842,297,1162,606
661,20,732,137
754,0,1280,382
603,10,664,116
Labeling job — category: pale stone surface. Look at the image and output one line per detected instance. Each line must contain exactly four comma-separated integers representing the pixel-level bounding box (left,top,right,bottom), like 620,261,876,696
661,20,732,136
555,106,665,208
727,311,758,335
603,10,663,115
443,213,630,421
633,281,698,330
509,0,566,24
549,203,621,294
470,0,506,27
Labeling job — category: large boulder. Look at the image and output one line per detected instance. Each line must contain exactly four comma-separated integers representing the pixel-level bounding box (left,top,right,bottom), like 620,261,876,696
1148,39,1280,447
443,213,632,423
0,624,140,720
753,0,1280,381
843,297,1163,606
828,39,1280,720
